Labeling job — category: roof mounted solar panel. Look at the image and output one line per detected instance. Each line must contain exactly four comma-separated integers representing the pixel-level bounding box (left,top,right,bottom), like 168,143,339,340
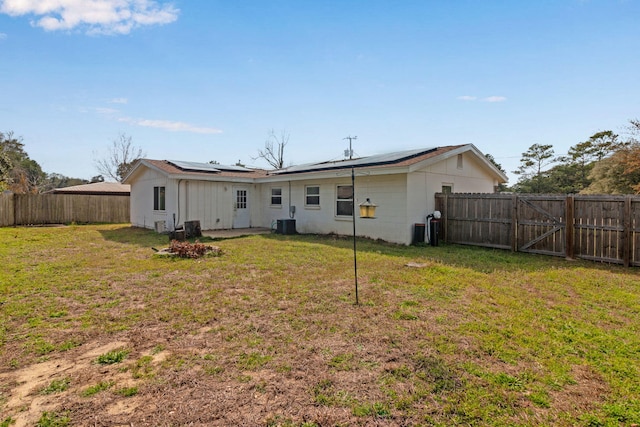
214,164,254,172
274,147,436,174
168,160,253,173
168,160,220,172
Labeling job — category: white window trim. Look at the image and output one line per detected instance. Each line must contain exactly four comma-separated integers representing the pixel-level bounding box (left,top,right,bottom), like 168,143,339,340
153,186,166,211
305,185,321,208
335,184,353,218
270,187,282,207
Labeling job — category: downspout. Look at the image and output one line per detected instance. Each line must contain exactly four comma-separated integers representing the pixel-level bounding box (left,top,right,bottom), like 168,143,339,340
174,179,182,230
288,180,295,218
185,181,189,223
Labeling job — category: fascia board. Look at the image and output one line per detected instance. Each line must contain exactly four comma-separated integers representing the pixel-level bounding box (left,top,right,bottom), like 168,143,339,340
123,159,175,183
464,144,509,182
139,160,172,178
406,145,470,173
407,144,508,182
121,160,148,183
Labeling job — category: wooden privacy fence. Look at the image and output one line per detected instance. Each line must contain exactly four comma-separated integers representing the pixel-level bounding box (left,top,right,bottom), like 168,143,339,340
0,193,130,226
434,193,640,267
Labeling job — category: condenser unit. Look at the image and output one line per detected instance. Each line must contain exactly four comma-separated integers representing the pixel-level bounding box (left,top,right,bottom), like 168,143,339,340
154,221,167,233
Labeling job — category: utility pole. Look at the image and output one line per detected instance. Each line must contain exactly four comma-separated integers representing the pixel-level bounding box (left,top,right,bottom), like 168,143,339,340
343,135,357,160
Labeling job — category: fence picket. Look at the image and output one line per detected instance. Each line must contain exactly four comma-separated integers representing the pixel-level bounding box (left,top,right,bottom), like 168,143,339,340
435,193,640,267
0,193,129,226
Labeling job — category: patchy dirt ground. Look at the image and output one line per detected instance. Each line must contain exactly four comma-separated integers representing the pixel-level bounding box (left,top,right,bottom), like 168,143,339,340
2,341,133,426
0,299,609,427
0,287,430,426
1,226,632,426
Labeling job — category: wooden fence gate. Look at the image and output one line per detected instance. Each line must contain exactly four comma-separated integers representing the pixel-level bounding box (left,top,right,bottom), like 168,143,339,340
517,195,566,257
435,193,640,267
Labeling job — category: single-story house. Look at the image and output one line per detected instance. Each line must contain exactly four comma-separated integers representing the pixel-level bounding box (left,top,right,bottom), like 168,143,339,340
123,144,507,245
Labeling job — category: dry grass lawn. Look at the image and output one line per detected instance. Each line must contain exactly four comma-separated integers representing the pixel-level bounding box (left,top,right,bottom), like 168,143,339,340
1,224,639,426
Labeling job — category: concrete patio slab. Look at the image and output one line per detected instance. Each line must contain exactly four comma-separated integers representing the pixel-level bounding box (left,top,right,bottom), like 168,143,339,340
202,227,272,239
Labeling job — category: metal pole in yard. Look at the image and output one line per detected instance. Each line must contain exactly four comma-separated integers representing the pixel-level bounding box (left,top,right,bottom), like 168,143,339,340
352,166,358,305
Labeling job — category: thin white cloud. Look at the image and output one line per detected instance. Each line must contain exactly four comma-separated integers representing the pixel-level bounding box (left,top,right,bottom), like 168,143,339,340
0,0,179,35
483,96,507,103
457,95,507,103
0,32,6,40
119,117,223,134
94,107,120,115
109,98,128,104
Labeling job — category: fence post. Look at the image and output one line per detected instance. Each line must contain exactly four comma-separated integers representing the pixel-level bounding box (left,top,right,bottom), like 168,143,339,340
565,195,575,260
511,194,518,252
434,193,446,243
623,195,632,268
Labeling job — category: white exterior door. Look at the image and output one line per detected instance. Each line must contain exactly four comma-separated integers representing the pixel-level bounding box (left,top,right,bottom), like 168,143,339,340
232,186,250,228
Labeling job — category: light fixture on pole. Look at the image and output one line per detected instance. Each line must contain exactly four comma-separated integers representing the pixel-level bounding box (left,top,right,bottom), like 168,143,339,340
342,135,378,305
358,198,377,219
350,181,377,305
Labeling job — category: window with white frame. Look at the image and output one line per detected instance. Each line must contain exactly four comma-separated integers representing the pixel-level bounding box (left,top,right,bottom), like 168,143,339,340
153,186,166,211
441,184,453,194
271,187,282,206
305,186,320,206
236,189,247,209
457,153,464,169
336,185,353,216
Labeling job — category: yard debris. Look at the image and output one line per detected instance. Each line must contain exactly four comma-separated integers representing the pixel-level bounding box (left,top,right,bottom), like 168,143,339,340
154,240,222,258
405,262,428,268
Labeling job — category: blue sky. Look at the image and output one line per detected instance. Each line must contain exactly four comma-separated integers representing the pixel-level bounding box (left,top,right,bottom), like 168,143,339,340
1,0,638,183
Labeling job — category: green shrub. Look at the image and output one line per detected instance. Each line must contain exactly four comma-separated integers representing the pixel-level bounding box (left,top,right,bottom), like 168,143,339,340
97,349,128,365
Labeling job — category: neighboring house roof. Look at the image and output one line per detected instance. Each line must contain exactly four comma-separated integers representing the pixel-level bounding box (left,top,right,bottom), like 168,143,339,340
123,145,508,184
49,182,131,196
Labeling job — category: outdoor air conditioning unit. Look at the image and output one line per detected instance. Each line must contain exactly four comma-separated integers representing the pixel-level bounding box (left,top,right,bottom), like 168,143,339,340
276,219,297,235
154,221,166,233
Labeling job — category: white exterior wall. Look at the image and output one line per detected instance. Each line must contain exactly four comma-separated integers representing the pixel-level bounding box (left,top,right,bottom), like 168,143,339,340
178,180,231,230
406,151,499,242
258,174,409,244
249,183,263,228
177,181,263,230
262,178,357,236
129,168,170,230
354,174,408,243
419,151,498,195
260,182,293,230
130,169,264,232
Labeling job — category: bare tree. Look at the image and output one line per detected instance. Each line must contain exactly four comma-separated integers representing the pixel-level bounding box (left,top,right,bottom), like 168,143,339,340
252,129,289,169
628,119,640,142
95,133,145,182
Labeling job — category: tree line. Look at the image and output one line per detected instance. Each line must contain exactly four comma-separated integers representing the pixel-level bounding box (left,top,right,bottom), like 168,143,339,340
3,121,640,195
509,119,640,194
0,131,141,194
0,131,93,194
